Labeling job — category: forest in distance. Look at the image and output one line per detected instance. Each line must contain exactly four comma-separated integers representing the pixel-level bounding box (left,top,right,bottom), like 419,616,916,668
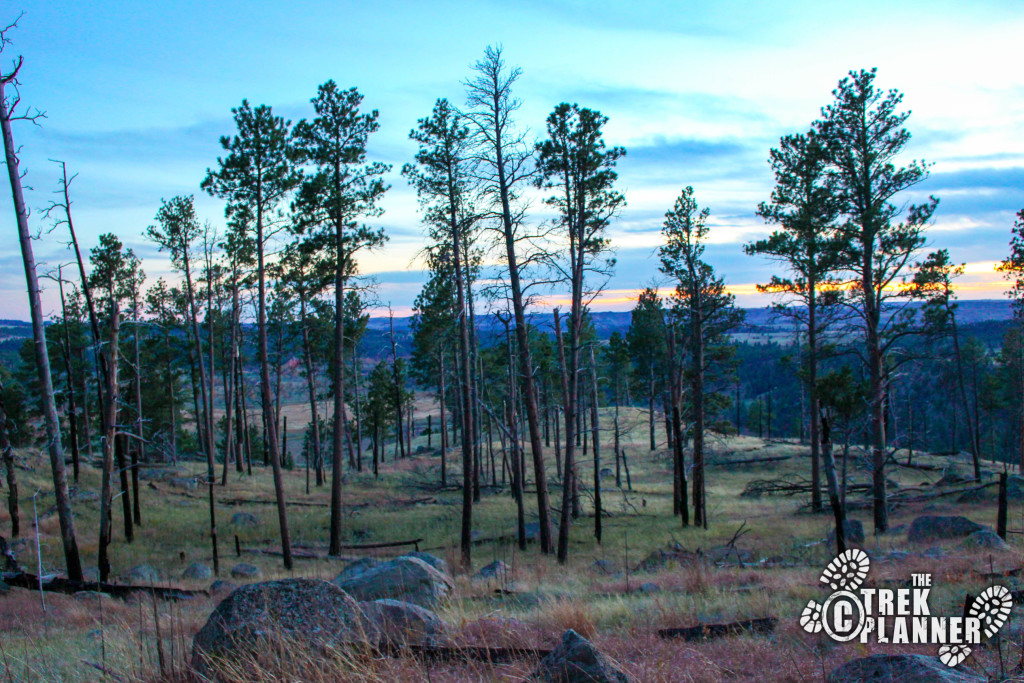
4,12,1024,680
3,23,1024,577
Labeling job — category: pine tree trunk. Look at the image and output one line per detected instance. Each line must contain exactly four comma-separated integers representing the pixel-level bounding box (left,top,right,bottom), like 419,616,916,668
10,150,83,579
0,378,20,538
589,347,602,544
256,195,291,569
98,299,121,581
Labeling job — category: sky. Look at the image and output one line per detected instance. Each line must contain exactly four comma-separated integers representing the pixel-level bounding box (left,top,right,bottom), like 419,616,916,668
1,0,1022,319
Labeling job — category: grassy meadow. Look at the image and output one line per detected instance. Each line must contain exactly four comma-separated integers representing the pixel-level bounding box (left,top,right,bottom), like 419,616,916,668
1,404,1021,681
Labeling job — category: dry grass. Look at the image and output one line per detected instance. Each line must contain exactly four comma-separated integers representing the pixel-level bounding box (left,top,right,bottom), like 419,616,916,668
3,404,1024,680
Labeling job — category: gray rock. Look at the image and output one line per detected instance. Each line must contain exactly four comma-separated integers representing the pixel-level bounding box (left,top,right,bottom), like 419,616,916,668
127,564,160,584
169,477,198,491
191,578,371,680
400,552,449,577
230,512,259,527
935,469,972,487
337,557,381,582
907,515,986,543
138,468,175,481
333,556,453,607
209,580,237,594
475,560,511,581
599,467,614,479
360,598,447,647
593,559,617,575
524,522,558,543
532,629,631,682
828,654,983,682
828,519,865,544
182,562,213,580
230,563,261,580
959,529,1010,550
705,545,754,564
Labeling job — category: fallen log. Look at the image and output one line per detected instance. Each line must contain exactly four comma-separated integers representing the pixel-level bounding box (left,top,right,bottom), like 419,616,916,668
337,538,423,551
715,455,791,467
658,617,777,642
2,572,208,601
381,643,552,663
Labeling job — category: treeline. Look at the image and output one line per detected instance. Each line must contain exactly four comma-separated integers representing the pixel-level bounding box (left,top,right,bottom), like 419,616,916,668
3,25,1024,583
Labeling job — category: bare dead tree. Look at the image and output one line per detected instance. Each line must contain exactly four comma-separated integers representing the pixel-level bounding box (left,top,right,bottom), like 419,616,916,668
0,17,82,580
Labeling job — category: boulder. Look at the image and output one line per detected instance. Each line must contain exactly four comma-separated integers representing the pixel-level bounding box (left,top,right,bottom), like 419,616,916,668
828,519,865,545
532,629,631,682
182,562,213,580
230,563,261,580
360,598,447,647
191,578,371,680
959,529,1010,551
475,560,511,581
333,556,453,607
907,516,986,543
127,564,160,584
230,512,259,527
828,654,983,682
400,552,449,577
337,557,381,582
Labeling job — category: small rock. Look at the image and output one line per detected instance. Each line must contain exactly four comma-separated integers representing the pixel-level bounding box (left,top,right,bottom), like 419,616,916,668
524,522,558,543
230,563,261,580
127,564,160,584
475,560,511,581
169,477,198,491
827,653,982,682
532,629,631,682
209,580,237,594
705,545,754,564
828,519,865,545
599,467,614,479
182,562,213,580
935,469,972,487
400,552,449,577
908,515,986,543
959,529,1010,551
593,559,617,575
230,512,259,527
360,598,448,647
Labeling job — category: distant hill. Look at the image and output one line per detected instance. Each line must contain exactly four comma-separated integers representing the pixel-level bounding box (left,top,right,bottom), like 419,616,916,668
1,300,1017,370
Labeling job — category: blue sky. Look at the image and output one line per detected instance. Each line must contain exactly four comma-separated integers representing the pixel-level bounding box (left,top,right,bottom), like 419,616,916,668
1,0,1022,318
